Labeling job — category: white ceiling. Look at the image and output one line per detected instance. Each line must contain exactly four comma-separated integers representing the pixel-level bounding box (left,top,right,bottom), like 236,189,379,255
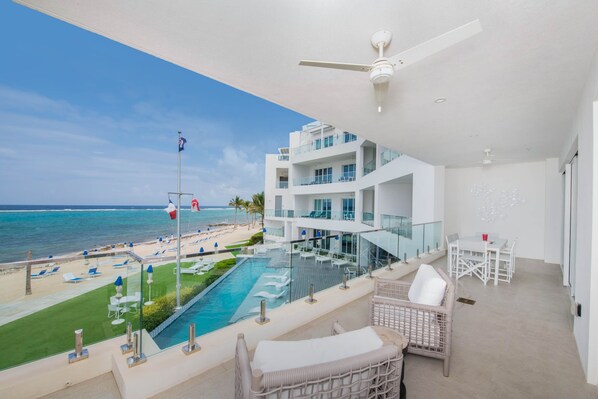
15,0,598,167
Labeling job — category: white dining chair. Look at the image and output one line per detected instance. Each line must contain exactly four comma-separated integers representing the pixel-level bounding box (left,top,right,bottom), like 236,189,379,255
456,240,490,285
445,234,459,277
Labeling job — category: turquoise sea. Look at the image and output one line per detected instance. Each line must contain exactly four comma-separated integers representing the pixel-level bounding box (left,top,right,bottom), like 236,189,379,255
0,205,238,263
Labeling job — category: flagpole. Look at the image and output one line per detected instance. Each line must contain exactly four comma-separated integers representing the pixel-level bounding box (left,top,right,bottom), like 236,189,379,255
176,131,182,310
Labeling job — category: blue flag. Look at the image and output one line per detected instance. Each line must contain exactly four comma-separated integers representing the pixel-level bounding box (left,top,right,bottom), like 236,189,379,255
178,137,187,152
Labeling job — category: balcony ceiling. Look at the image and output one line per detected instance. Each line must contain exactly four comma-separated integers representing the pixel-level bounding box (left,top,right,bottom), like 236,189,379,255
16,1,598,167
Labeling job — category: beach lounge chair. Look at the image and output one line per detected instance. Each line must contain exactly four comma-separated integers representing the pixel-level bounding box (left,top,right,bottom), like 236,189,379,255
63,272,84,283
85,267,102,278
179,262,204,275
264,271,289,281
315,250,332,264
31,269,47,279
47,266,60,275
112,259,129,268
264,278,290,289
332,255,350,268
197,262,215,275
253,290,287,300
299,250,315,259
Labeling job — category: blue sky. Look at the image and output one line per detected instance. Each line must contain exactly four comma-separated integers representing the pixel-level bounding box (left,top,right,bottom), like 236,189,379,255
0,2,311,206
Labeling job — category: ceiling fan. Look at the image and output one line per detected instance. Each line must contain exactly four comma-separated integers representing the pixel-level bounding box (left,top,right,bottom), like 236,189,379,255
299,20,482,112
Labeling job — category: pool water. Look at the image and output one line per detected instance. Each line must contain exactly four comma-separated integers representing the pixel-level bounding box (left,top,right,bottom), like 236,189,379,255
153,256,288,349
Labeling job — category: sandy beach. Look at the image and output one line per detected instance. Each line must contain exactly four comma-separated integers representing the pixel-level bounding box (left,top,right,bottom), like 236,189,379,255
0,225,261,324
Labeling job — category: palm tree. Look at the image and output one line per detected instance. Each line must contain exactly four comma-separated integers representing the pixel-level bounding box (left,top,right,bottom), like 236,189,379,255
241,200,251,229
228,196,244,228
252,191,265,227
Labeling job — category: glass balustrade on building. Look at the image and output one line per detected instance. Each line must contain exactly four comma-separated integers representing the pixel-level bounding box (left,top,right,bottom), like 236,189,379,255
292,173,356,186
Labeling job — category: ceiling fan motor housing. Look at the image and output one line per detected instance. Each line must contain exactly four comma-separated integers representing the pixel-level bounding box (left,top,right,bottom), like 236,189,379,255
370,62,394,84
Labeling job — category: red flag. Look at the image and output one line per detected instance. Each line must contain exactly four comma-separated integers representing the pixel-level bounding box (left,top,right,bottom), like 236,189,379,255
164,200,176,220
191,198,200,212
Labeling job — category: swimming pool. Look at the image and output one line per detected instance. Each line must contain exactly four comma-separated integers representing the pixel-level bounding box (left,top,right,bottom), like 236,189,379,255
153,256,288,349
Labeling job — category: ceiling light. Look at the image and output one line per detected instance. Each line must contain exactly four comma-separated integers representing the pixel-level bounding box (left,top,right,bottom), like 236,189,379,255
482,158,492,165
434,98,446,103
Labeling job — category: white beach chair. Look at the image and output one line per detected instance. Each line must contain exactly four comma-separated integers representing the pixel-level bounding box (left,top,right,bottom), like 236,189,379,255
253,290,287,300
63,272,84,283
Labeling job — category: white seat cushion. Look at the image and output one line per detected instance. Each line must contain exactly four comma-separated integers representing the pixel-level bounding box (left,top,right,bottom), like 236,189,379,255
408,264,447,306
252,326,383,373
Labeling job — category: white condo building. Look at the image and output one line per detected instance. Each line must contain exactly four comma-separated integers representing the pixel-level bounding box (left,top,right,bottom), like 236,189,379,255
264,121,444,256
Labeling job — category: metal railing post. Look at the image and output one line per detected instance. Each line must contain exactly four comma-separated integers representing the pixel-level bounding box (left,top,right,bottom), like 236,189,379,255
305,283,317,304
182,323,201,354
255,300,270,325
127,332,147,367
120,322,133,354
339,274,349,290
68,329,89,363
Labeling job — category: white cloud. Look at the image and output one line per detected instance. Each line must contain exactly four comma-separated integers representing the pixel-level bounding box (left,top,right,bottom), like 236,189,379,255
0,87,266,205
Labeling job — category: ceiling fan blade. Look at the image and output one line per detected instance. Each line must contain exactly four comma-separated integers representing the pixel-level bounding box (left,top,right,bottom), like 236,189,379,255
388,19,482,70
299,60,372,72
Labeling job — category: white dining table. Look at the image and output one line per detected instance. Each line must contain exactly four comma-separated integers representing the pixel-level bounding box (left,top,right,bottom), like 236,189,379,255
458,236,507,286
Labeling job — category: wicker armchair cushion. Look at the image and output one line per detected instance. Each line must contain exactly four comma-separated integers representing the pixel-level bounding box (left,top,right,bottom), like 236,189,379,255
252,326,383,373
407,264,447,306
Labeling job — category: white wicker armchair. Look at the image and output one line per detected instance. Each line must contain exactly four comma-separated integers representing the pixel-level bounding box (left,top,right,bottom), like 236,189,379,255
235,326,404,399
369,267,455,377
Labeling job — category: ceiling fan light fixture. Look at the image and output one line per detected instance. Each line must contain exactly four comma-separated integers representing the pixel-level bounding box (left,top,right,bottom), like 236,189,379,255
482,158,493,165
434,98,446,103
374,81,389,113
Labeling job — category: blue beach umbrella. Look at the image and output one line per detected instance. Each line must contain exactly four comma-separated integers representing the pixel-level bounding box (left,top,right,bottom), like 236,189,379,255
198,229,201,233
301,229,307,239
48,255,53,259
83,250,88,256
199,247,204,254
114,276,123,298
159,236,163,243
262,227,267,233
129,242,134,248
316,230,322,238
335,235,340,240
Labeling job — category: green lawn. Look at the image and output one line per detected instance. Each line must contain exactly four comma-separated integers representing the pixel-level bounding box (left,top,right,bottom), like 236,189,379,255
0,258,235,371
225,241,249,249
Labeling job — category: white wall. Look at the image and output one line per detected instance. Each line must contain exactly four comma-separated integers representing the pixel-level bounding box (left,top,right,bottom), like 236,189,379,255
378,182,413,218
544,158,564,265
445,161,547,260
559,49,598,384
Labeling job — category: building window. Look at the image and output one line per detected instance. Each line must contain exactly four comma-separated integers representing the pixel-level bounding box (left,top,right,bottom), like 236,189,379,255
314,139,322,150
342,164,356,181
323,135,334,148
342,198,355,220
343,132,357,143
314,167,332,184
313,198,331,219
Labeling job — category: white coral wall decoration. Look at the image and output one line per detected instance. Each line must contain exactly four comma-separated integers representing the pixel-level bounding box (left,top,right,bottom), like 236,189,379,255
471,184,525,223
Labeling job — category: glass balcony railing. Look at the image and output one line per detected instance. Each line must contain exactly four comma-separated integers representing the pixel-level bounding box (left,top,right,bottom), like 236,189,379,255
264,209,295,218
293,174,356,186
380,149,401,166
292,134,357,156
276,181,289,189
0,218,443,374
363,159,376,176
277,155,289,161
362,212,374,226
263,226,284,237
296,210,356,221
381,214,412,239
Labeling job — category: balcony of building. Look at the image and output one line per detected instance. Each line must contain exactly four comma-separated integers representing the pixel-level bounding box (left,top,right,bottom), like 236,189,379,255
291,132,360,165
35,256,598,399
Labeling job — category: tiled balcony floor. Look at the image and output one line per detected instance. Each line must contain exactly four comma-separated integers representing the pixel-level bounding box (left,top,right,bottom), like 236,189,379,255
43,257,598,399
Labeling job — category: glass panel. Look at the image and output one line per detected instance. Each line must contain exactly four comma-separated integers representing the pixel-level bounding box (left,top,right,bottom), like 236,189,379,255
363,159,376,176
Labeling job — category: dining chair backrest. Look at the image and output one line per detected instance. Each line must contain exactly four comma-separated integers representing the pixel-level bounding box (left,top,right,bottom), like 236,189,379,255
110,296,120,305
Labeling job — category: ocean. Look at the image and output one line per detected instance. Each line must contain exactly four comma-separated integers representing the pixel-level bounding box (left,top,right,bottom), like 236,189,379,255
0,205,240,263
